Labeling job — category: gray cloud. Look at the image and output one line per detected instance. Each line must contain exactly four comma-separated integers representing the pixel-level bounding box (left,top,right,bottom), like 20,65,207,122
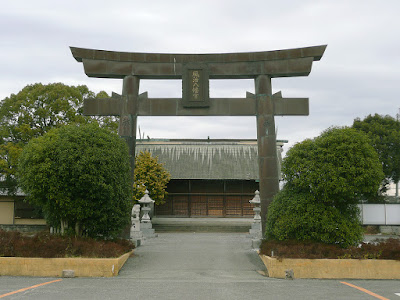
1,0,399,156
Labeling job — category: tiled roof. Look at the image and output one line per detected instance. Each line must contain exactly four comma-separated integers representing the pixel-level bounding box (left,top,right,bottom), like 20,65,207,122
136,139,284,180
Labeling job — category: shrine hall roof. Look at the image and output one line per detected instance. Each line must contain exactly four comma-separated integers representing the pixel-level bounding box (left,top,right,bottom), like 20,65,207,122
136,139,285,180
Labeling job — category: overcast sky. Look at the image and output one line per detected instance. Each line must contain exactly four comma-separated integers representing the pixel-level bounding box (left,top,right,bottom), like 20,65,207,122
1,0,399,156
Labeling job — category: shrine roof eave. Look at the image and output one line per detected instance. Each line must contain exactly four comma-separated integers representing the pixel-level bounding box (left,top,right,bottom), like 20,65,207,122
70,45,327,64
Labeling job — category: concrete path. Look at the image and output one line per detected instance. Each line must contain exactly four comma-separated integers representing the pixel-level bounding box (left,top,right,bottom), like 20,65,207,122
1,233,400,299
119,232,266,282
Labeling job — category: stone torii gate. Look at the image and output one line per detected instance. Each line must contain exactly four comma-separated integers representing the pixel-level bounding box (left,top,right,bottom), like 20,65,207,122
70,45,326,234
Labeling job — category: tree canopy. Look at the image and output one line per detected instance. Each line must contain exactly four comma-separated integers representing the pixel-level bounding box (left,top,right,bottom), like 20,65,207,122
18,123,131,238
266,127,384,247
282,127,384,208
132,151,171,206
0,83,117,193
352,114,400,192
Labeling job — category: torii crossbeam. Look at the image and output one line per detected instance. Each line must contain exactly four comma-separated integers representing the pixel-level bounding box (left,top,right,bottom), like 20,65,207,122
70,45,327,234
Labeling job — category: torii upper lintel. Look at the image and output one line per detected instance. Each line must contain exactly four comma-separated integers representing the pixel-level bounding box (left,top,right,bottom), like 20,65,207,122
70,45,326,79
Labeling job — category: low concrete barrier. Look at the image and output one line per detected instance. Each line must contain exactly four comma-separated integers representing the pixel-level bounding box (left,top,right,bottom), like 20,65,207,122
260,255,400,279
0,251,133,277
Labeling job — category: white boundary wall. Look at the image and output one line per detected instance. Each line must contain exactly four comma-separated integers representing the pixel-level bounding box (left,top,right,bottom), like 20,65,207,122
359,204,400,225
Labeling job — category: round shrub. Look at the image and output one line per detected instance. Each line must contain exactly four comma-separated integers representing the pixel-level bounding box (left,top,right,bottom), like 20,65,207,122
266,187,363,248
18,123,132,238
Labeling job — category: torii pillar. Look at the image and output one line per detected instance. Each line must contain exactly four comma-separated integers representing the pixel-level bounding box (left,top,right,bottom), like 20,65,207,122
70,45,326,235
256,75,279,227
119,75,139,182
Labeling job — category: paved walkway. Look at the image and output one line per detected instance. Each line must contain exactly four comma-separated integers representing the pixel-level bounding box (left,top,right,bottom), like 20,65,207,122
1,233,399,299
119,232,265,282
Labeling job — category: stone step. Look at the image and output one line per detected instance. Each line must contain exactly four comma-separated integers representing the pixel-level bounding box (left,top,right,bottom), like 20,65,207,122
154,224,250,232
152,217,253,233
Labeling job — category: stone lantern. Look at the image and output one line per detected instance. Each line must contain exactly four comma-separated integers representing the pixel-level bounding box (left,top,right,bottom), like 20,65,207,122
138,190,157,238
139,190,154,222
249,190,262,248
250,190,261,223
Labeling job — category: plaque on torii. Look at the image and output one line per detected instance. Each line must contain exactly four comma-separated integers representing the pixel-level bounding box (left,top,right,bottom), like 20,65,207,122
70,45,326,234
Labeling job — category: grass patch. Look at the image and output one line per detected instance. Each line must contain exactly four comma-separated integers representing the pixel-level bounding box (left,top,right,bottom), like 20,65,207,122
0,229,134,258
260,238,400,260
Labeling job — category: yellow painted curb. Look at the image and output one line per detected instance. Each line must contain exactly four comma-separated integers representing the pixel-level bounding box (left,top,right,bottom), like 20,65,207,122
259,254,400,279
0,251,133,277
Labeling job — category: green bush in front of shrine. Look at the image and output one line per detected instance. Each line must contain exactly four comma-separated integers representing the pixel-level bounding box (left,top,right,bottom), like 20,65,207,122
265,127,384,247
265,187,363,248
18,123,132,238
132,150,171,206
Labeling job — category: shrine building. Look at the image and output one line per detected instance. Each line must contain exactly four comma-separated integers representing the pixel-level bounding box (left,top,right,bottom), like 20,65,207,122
137,139,286,218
